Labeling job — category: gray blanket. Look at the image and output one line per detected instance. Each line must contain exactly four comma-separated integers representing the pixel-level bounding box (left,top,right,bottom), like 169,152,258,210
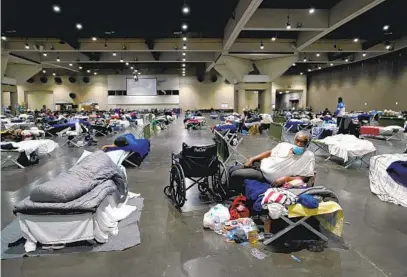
14,151,128,214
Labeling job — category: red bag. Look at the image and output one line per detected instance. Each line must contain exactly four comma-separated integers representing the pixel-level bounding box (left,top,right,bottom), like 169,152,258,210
229,195,250,219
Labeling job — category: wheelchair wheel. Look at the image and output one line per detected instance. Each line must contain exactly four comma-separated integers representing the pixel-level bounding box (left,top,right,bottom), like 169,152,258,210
198,178,209,194
170,164,186,208
212,161,229,201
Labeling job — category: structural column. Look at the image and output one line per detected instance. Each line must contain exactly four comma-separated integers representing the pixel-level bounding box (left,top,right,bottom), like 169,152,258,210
235,84,247,113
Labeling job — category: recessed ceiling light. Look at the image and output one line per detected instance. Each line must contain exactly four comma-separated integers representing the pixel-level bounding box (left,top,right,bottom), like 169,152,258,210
43,52,47,56
94,72,97,75
182,58,186,62
316,53,320,57
112,52,117,56
87,69,91,73
383,25,390,31
52,5,61,13
69,63,73,66
353,38,359,42
125,62,129,66
271,37,276,41
182,5,190,14
92,37,97,41
182,63,186,67
130,66,134,70
182,37,187,41
79,66,82,69
300,72,303,75
25,43,30,49
1,36,6,41
52,73,56,76
362,53,367,57
181,23,188,30
42,70,46,73
56,57,60,62
76,23,83,30
309,8,315,14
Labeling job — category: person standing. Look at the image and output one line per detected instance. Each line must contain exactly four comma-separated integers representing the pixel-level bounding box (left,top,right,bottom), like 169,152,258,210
335,97,346,127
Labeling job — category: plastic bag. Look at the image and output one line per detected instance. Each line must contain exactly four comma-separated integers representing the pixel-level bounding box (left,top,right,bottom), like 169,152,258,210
203,204,230,230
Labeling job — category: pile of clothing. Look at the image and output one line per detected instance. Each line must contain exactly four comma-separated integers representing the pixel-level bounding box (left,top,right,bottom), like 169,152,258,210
244,179,338,219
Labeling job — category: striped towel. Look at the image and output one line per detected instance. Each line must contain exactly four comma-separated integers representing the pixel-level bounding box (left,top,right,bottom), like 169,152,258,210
261,188,297,206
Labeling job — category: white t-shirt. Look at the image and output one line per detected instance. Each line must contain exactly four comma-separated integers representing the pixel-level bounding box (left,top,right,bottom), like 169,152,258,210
260,142,315,183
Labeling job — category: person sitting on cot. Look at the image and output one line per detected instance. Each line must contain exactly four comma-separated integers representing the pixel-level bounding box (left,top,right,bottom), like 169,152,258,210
229,131,315,194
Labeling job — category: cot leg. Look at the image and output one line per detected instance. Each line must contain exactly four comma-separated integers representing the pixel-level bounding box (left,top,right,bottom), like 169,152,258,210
263,217,308,245
325,155,332,161
301,221,329,241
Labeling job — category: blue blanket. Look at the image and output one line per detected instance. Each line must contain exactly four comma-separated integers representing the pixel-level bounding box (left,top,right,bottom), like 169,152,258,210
244,179,271,212
215,124,237,133
106,133,150,157
387,161,407,187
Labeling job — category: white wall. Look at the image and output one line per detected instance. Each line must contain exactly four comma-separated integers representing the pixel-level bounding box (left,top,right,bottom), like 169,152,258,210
179,76,234,110
271,75,307,109
2,91,11,107
245,91,259,109
16,74,234,111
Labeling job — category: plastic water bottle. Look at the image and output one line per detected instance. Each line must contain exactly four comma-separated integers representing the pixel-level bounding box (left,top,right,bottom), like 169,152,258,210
213,216,222,234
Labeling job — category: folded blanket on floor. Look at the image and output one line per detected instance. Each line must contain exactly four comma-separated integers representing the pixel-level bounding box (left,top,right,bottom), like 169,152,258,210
14,151,128,214
387,160,407,187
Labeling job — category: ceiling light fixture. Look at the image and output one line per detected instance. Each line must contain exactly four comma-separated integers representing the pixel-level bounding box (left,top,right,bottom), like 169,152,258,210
353,38,359,42
112,52,117,56
182,52,186,56
308,68,311,72
43,52,47,57
286,22,291,30
362,53,367,57
330,63,334,66
1,36,6,41
271,37,276,41
79,66,82,69
182,5,190,14
345,58,349,62
318,66,322,70
130,66,134,70
42,70,46,73
76,23,83,30
182,44,187,50
69,63,73,66
25,43,30,49
182,58,186,62
260,42,264,50
134,69,138,72
292,63,296,66
125,62,129,66
383,25,390,31
181,23,188,31
52,73,56,76
303,58,307,62
94,72,97,75
138,72,141,75
182,63,186,67
300,72,303,75
120,58,124,62
52,5,61,13
56,56,60,62
87,69,91,73
309,8,315,14
92,37,97,41
316,53,320,57
182,37,187,41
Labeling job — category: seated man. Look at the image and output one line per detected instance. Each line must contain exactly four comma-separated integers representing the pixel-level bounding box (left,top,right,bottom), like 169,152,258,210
229,131,315,194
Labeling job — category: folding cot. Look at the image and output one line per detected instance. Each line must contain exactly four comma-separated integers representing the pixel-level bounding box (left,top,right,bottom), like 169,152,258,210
213,129,247,166
360,125,405,141
1,139,58,169
312,134,376,168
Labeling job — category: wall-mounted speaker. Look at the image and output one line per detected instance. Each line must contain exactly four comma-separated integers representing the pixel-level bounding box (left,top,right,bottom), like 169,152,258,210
40,76,48,83
27,77,34,83
68,76,77,83
83,76,90,83
55,77,62,84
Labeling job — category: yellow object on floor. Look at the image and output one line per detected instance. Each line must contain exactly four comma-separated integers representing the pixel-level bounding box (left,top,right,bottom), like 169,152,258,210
288,201,344,237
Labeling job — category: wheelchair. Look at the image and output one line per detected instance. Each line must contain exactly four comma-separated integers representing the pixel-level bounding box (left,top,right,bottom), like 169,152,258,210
164,143,229,209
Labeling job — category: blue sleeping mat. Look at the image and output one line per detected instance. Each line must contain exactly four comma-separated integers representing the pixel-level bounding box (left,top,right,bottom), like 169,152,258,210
106,133,150,158
215,124,237,133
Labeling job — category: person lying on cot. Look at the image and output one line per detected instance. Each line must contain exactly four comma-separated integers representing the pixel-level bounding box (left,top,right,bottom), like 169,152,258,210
101,136,129,151
229,131,315,194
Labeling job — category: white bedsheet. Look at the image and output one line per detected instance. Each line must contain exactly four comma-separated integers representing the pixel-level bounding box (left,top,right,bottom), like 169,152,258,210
1,139,58,158
17,191,140,252
317,134,376,162
369,154,407,207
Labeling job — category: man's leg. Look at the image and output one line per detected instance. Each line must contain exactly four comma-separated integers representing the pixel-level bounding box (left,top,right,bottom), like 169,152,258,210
229,166,265,194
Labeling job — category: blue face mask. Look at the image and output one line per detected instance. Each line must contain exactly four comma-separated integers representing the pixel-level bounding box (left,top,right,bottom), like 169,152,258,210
292,146,305,155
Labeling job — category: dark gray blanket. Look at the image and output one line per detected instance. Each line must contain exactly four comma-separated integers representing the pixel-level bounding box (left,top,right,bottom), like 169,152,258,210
14,151,128,214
